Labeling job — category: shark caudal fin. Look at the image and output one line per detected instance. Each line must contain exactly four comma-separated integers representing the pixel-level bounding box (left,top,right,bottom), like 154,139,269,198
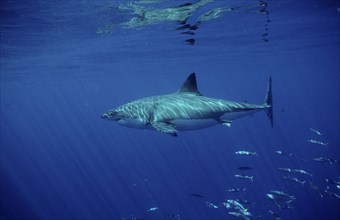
264,77,273,127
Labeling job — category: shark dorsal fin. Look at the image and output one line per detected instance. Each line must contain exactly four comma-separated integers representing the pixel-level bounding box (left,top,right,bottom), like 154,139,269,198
178,73,202,95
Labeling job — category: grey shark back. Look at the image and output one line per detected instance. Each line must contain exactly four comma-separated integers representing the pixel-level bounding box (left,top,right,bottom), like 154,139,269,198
101,73,273,136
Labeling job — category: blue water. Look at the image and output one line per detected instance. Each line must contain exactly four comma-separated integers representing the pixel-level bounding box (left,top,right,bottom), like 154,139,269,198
1,0,339,219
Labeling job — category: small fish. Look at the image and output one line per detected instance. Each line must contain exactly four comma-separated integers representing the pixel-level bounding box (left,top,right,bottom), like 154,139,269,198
228,211,250,220
228,188,247,192
324,178,340,185
235,151,258,156
235,199,254,205
278,167,292,173
309,181,323,198
180,31,195,35
259,0,268,7
291,169,313,177
325,188,340,199
308,139,328,147
235,174,254,182
266,193,282,201
266,194,294,209
312,157,338,165
176,24,191,30
205,201,218,208
237,166,253,170
190,193,205,198
184,38,195,45
146,207,159,212
269,210,281,220
224,200,252,217
189,21,201,30
270,190,295,200
224,199,246,211
309,128,322,135
283,176,305,185
266,194,283,209
275,150,293,156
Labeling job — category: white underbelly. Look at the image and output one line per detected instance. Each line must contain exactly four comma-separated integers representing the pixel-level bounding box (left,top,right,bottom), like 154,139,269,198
170,119,218,131
116,118,218,131
117,118,149,129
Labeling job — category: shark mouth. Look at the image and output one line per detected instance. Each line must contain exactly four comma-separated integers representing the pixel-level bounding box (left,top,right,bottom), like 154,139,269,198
101,113,121,122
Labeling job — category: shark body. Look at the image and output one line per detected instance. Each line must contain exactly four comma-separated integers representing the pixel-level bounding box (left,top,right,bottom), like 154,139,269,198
101,73,273,136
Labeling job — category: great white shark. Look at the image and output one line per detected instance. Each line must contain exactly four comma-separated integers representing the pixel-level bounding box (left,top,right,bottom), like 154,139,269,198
101,73,273,136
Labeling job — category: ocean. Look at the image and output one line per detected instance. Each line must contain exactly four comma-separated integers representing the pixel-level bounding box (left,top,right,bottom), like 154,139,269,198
1,0,339,219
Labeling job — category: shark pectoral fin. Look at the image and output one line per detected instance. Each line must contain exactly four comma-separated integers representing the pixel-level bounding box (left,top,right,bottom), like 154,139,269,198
221,120,232,127
152,122,178,136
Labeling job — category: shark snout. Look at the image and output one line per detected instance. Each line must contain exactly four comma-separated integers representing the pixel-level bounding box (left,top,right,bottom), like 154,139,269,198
101,112,121,121
101,113,110,120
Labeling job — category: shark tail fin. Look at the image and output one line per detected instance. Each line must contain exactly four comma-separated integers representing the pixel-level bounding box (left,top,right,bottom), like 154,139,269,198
264,77,273,128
